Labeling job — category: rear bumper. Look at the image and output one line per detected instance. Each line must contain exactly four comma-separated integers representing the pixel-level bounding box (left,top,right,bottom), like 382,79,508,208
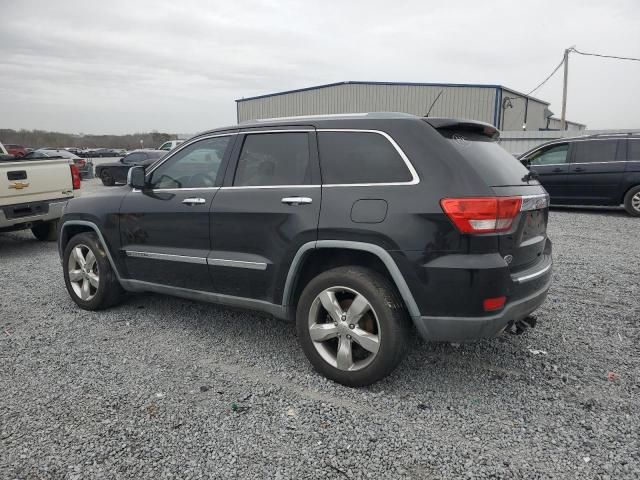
413,273,551,342
0,200,67,232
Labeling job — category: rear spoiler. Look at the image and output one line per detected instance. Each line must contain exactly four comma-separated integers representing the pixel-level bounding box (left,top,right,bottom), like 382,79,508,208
423,117,500,140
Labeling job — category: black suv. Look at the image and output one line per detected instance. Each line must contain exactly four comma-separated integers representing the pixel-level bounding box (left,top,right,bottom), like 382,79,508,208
519,133,640,216
57,113,552,386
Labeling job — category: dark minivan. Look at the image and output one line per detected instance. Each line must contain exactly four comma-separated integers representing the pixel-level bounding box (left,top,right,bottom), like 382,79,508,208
58,113,552,386
519,134,640,216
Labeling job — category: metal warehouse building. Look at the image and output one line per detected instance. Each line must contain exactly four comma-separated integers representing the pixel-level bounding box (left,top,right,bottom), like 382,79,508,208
236,81,585,131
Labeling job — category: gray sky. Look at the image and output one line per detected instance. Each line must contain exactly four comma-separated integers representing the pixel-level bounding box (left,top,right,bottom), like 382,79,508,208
1,0,639,134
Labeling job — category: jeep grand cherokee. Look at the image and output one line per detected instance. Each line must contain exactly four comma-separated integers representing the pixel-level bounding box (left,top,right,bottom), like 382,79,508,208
57,113,552,386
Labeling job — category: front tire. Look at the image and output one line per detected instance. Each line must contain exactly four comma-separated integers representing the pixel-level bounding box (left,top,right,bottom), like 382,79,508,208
623,186,640,217
63,232,125,310
296,266,410,387
31,220,58,241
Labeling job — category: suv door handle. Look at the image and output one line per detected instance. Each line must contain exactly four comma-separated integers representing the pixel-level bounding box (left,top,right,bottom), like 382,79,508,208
552,168,564,173
573,167,587,172
182,197,206,205
281,196,312,205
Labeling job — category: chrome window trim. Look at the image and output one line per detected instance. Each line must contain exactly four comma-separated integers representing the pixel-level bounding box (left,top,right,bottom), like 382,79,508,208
208,258,268,270
316,129,420,187
125,250,207,265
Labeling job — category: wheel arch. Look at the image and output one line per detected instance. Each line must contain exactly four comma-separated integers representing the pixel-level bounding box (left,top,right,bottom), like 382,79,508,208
59,220,122,281
282,240,420,318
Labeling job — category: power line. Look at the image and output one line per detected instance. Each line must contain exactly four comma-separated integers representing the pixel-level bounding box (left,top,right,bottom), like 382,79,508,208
570,47,640,62
526,56,565,96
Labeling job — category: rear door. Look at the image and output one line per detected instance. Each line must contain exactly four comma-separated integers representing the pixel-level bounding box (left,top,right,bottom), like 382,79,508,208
119,134,235,290
523,142,571,202
565,138,625,204
209,129,321,304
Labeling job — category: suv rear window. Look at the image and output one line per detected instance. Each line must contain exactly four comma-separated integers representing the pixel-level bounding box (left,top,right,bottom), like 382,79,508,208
439,129,530,186
318,131,412,184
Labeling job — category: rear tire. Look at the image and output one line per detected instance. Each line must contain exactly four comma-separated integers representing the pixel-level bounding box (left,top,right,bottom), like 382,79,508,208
100,169,115,186
623,186,640,217
296,266,410,387
63,232,125,310
31,220,58,241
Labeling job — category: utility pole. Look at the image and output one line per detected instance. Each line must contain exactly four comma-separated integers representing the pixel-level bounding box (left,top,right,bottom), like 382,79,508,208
560,48,569,130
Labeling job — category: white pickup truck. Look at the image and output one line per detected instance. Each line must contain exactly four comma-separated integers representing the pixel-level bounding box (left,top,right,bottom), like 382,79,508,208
1,141,81,241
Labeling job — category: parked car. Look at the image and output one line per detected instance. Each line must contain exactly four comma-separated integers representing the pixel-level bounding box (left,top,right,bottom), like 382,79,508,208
519,133,640,216
35,149,94,179
158,140,184,151
57,114,552,386
1,141,81,241
4,144,28,158
95,149,166,186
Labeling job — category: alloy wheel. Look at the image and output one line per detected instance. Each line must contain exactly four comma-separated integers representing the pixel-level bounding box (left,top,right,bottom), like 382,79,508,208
67,244,99,301
307,286,380,371
632,192,640,213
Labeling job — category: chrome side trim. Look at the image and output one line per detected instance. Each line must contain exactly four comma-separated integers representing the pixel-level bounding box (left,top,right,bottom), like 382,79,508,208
281,240,421,318
220,185,320,190
59,220,123,280
119,279,287,319
512,263,552,283
316,129,420,187
125,250,207,265
208,258,267,270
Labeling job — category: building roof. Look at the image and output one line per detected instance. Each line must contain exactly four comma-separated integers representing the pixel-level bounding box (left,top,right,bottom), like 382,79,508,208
235,81,549,105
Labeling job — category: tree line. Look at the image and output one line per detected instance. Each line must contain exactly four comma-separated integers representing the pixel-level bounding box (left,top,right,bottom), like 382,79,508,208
0,129,177,150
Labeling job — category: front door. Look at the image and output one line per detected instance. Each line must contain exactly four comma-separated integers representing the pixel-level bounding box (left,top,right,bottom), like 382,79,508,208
119,134,236,290
209,129,321,304
525,142,571,203
565,139,625,205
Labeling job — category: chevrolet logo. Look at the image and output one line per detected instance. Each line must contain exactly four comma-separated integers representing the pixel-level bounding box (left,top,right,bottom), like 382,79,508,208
9,182,30,190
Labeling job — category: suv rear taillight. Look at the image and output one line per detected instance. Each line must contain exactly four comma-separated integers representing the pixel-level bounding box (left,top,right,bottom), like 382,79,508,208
70,164,81,189
440,197,522,234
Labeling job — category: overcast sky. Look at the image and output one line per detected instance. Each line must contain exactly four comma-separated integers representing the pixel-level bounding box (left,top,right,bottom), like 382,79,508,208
1,0,639,134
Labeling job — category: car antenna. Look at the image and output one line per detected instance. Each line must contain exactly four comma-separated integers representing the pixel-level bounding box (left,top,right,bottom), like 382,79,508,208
425,90,444,117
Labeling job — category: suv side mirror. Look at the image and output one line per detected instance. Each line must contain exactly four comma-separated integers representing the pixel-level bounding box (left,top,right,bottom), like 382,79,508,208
128,166,146,189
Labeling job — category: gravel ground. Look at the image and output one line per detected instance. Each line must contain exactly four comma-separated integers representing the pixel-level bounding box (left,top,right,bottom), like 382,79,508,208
1,206,639,479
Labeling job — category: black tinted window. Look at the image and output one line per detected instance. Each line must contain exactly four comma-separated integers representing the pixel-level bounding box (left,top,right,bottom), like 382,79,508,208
150,136,231,189
528,144,569,166
318,131,412,184
234,133,311,186
572,140,618,163
628,140,640,160
440,130,529,186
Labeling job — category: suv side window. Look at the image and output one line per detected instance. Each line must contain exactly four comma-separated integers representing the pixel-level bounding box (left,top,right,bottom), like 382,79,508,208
233,133,311,186
528,143,569,166
572,140,618,163
628,139,640,160
149,136,231,189
317,131,412,184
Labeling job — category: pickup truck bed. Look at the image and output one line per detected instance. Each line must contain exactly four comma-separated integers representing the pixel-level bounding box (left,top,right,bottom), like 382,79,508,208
1,158,78,240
